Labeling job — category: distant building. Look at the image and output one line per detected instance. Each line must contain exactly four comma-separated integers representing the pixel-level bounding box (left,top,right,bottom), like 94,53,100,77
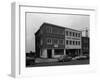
81,37,89,56
35,23,82,58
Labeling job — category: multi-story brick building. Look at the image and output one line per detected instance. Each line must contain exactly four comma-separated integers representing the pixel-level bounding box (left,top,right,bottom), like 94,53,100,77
35,22,82,58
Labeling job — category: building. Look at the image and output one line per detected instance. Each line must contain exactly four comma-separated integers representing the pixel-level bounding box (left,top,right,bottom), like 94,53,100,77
35,22,82,58
81,37,89,56
65,28,82,57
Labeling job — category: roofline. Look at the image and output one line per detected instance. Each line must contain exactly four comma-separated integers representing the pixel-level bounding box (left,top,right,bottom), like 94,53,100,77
35,29,40,35
35,22,82,35
42,22,82,32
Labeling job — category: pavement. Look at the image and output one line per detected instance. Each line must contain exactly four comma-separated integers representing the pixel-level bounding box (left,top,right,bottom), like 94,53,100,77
35,58,58,63
27,59,89,67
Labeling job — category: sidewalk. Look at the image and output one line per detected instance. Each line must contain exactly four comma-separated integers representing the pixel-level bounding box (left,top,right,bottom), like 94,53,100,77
35,58,58,63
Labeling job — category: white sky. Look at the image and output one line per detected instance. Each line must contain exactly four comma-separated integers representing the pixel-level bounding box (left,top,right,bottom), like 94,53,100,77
26,13,90,53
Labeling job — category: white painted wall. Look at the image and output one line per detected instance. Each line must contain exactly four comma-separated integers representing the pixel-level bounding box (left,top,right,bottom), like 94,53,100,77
65,28,82,49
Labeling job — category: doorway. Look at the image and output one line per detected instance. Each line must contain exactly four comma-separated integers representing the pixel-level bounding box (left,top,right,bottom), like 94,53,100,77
47,49,52,58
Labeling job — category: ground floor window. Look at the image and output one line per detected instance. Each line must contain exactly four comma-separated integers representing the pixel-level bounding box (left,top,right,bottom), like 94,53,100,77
66,49,81,57
54,49,64,55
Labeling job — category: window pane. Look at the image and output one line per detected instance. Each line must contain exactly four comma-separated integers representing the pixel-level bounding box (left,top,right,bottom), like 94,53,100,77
66,40,68,45
70,32,71,36
70,41,72,45
54,39,58,44
73,41,75,45
66,31,68,36
76,33,77,37
73,32,75,37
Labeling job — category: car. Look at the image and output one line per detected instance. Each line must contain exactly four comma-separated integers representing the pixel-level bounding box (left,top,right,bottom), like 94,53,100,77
58,55,72,62
72,55,87,60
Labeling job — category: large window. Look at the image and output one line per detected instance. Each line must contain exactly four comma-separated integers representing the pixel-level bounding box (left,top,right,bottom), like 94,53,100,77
54,49,64,55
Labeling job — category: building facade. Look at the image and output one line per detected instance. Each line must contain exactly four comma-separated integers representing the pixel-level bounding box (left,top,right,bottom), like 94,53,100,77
65,28,82,57
35,23,82,58
81,37,89,56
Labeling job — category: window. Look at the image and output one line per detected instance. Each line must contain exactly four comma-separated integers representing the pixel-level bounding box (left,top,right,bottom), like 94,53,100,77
66,31,68,36
76,33,77,37
66,40,68,45
78,33,80,37
54,39,58,44
59,39,64,45
70,40,72,45
46,27,52,33
47,38,52,44
73,41,75,45
73,32,75,37
78,41,80,45
69,32,72,36
54,49,64,55
76,41,77,45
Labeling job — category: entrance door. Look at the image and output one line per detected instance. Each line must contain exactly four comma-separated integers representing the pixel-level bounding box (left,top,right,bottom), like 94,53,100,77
47,49,52,58
66,49,69,56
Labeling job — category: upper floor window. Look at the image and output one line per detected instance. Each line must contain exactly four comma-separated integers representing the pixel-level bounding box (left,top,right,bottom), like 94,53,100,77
76,41,77,45
76,33,77,37
69,32,72,36
78,33,80,37
70,40,72,45
73,32,75,37
59,39,64,45
78,41,80,45
73,41,75,45
47,38,52,44
66,40,68,45
66,31,68,36
54,39,58,44
46,27,52,33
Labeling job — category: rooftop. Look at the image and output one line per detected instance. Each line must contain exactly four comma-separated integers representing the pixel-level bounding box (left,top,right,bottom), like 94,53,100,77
35,22,82,35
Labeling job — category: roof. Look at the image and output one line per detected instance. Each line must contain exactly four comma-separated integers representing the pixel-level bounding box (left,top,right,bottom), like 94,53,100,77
35,22,82,35
43,22,82,32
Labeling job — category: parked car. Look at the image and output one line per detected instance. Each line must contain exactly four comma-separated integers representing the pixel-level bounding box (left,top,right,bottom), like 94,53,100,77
72,55,87,60
58,55,72,62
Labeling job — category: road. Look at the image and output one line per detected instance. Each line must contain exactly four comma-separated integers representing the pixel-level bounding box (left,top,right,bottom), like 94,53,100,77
27,59,89,67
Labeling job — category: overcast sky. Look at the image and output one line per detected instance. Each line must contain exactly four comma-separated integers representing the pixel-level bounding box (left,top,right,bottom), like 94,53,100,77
26,13,90,53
